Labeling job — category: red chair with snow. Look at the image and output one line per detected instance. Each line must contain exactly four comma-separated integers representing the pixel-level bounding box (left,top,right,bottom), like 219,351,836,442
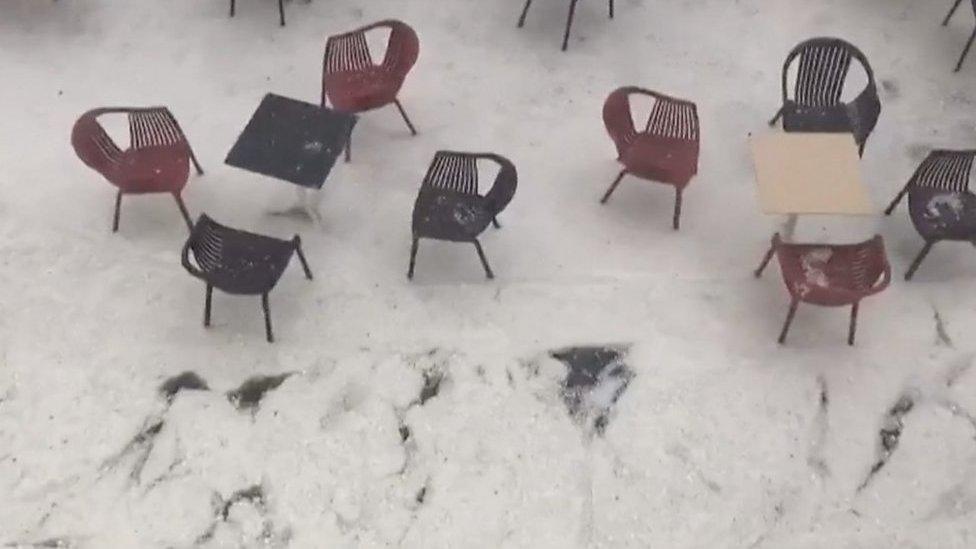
763,234,891,345
601,87,700,230
321,20,419,162
71,107,203,233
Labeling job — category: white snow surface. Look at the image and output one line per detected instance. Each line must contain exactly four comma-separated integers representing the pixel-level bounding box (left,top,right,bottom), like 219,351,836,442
2,0,976,547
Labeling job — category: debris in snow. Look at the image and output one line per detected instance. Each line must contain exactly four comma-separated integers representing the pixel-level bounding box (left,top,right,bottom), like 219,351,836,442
858,391,917,492
550,345,634,436
159,371,209,403
227,374,292,412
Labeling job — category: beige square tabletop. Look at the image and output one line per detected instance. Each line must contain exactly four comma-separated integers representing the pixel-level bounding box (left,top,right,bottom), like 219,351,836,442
750,132,873,215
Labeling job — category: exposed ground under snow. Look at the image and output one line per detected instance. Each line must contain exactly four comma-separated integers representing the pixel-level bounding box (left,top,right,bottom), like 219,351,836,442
2,0,976,547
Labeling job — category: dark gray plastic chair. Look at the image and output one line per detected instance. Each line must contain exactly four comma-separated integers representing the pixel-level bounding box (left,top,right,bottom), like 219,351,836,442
885,149,976,279
409,151,517,280
517,0,614,51
769,37,881,156
182,214,313,342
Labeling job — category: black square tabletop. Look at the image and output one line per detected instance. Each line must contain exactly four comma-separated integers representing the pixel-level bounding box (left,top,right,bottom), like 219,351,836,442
225,93,357,189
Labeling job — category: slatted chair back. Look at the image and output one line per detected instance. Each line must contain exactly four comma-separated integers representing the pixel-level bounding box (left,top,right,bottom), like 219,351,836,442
908,150,974,192
324,20,419,77
603,87,699,158
782,38,871,107
129,108,189,150
422,152,480,195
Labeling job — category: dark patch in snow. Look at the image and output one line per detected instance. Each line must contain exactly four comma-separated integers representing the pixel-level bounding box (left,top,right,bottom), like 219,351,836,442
933,306,954,347
399,424,411,443
227,374,291,412
881,79,900,99
858,392,916,492
159,371,209,403
99,418,164,483
807,375,831,479
550,345,634,436
415,485,427,504
418,369,443,406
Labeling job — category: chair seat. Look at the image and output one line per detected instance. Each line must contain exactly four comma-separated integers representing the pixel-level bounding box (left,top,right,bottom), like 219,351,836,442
198,234,296,295
620,135,698,186
111,146,190,194
783,246,883,306
909,188,976,241
324,68,402,112
782,102,853,134
412,190,494,242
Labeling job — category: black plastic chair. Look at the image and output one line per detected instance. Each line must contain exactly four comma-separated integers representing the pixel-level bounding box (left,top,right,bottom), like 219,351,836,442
409,151,517,280
181,214,313,342
944,0,976,72
517,0,614,51
769,37,881,156
884,149,976,280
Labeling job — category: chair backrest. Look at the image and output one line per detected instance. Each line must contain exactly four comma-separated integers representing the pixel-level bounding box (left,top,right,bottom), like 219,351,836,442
128,108,188,150
782,38,875,107
324,20,419,76
774,234,890,298
71,110,124,174
908,150,974,193
421,151,517,215
188,214,225,274
603,87,699,157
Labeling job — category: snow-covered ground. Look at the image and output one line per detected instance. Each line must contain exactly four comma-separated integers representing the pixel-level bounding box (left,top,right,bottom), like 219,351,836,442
2,0,976,546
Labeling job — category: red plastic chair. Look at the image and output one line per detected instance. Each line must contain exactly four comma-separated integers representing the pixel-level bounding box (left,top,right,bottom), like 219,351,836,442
764,234,891,345
321,20,419,162
601,87,700,230
71,107,203,232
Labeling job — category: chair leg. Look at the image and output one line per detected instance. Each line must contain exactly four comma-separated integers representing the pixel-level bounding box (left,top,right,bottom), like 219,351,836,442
768,106,784,127
517,0,533,27
848,302,859,346
112,190,122,232
278,0,285,26
294,237,313,280
905,241,936,280
393,99,418,136
204,284,213,327
492,217,501,229
562,0,579,51
229,0,235,17
262,293,274,343
778,299,800,344
600,170,626,204
609,0,614,19
407,237,419,280
955,27,976,72
884,182,911,215
174,194,193,231
187,145,204,176
673,188,683,231
345,124,353,163
945,0,964,26
754,244,776,277
473,239,495,279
